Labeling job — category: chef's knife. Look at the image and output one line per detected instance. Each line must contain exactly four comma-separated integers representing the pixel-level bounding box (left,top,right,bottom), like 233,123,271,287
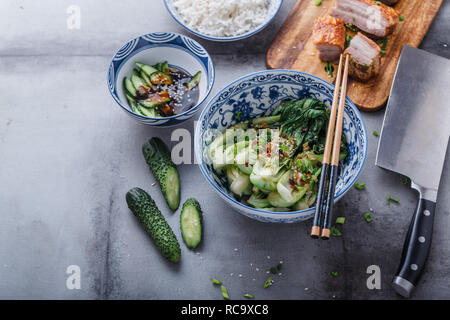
376,46,450,298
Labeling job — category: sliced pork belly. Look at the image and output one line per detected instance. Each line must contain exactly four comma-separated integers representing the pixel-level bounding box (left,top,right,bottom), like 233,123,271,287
344,32,381,81
330,0,400,38
312,15,345,62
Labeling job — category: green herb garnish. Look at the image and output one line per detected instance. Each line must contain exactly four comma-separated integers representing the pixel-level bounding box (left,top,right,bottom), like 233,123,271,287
330,225,342,237
345,34,353,48
354,182,366,190
331,271,338,277
315,0,323,6
264,277,274,289
244,293,255,299
336,217,346,225
325,61,334,77
376,38,389,57
372,130,379,137
387,195,400,205
375,1,382,5
345,23,357,32
364,212,373,223
399,15,405,21
211,278,222,285
399,175,410,185
221,285,230,300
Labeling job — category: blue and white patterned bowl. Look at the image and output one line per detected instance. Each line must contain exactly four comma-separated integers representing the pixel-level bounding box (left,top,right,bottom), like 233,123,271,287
195,70,367,223
108,32,215,127
164,0,283,42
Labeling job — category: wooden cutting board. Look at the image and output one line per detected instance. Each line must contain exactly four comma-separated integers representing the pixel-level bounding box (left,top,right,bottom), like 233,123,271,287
266,0,443,111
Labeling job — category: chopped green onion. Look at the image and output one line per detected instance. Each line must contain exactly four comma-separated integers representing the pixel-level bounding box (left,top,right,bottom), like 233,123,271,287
244,293,255,299
375,1,382,5
345,23,357,32
399,15,405,21
399,175,409,185
376,38,389,57
315,0,323,6
221,285,230,300
354,182,366,190
336,217,346,225
264,277,274,289
325,61,334,77
210,278,222,285
364,212,373,223
387,195,400,205
372,130,379,137
345,34,353,48
331,271,339,277
330,226,342,237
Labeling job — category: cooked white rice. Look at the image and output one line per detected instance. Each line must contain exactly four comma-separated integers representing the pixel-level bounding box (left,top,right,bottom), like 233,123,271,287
172,0,276,38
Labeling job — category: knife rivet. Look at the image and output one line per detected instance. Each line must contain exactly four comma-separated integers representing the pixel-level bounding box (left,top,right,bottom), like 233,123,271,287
418,236,426,243
410,264,418,271
424,210,431,216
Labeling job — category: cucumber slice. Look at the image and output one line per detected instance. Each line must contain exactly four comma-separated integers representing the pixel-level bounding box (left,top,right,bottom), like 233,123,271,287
131,69,147,89
186,71,201,90
161,61,170,74
124,77,137,96
139,91,171,108
140,70,153,87
180,198,203,249
125,93,140,114
150,71,173,85
136,62,159,77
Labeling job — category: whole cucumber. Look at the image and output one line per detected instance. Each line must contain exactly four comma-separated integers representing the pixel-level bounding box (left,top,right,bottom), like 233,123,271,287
142,137,180,211
126,187,181,263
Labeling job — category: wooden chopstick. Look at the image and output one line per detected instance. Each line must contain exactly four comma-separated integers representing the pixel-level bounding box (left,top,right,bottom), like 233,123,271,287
320,54,350,240
310,55,344,239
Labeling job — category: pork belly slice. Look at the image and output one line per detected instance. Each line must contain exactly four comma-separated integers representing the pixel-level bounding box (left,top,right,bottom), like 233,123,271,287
330,0,399,38
312,15,345,62
345,32,381,81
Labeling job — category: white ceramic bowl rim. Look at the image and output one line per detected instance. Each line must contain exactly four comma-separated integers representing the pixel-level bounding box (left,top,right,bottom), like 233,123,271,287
108,32,215,121
195,69,368,218
164,0,284,42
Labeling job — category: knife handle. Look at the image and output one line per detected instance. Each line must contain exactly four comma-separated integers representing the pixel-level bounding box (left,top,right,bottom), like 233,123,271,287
392,197,436,298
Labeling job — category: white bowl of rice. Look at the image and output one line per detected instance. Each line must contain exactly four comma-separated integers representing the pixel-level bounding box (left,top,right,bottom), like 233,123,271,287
164,0,283,42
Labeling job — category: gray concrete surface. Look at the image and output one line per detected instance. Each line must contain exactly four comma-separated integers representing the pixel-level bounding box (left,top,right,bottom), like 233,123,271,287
0,0,449,300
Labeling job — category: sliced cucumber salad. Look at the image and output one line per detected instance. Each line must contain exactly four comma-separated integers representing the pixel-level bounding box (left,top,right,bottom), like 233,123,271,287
123,61,201,117
208,98,348,211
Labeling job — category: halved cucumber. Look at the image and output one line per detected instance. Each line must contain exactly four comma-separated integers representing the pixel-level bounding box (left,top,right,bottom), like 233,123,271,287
136,62,159,77
124,77,137,96
150,71,173,85
140,70,153,88
157,61,170,74
180,198,203,249
125,94,140,113
139,91,171,108
131,69,148,89
186,71,201,90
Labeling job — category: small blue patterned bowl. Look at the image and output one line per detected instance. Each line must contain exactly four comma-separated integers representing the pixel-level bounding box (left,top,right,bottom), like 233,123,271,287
108,32,215,127
195,70,367,223
164,0,283,42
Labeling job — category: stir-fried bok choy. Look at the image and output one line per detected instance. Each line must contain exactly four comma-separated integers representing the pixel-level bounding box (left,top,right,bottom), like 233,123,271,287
208,98,348,211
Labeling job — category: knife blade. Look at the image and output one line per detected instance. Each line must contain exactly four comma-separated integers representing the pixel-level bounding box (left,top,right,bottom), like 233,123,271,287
376,46,450,298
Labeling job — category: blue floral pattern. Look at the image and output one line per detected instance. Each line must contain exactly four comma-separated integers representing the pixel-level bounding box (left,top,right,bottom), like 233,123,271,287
195,70,367,223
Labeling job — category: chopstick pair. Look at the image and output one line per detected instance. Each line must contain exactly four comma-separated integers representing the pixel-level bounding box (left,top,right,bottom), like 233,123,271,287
311,54,350,240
